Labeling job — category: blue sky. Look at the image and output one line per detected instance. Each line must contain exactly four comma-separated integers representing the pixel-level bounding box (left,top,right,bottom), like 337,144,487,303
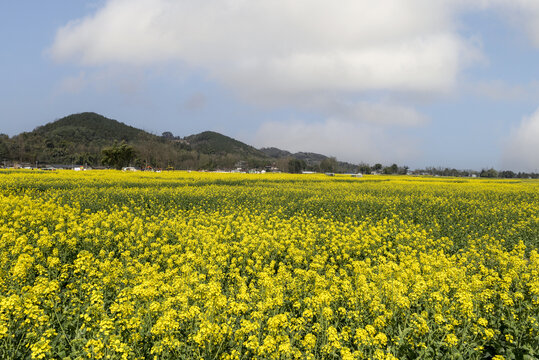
1,1,539,172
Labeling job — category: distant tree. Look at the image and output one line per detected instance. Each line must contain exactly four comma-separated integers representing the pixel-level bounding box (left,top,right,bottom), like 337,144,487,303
74,152,98,166
162,131,174,139
274,158,290,172
248,158,269,169
499,170,516,178
101,141,136,170
383,163,399,174
372,163,383,172
445,168,459,177
480,168,498,178
358,163,371,174
0,134,9,160
399,165,409,175
288,158,305,173
320,157,337,173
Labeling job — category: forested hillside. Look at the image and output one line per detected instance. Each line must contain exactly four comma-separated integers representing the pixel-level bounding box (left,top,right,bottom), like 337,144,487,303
1,113,359,171
0,113,268,169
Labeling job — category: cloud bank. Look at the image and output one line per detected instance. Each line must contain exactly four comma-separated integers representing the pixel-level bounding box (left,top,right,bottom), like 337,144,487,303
50,0,475,100
502,108,539,172
49,0,539,168
254,119,419,165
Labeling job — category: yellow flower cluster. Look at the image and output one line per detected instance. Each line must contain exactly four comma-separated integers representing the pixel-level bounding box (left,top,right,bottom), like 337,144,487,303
0,170,538,359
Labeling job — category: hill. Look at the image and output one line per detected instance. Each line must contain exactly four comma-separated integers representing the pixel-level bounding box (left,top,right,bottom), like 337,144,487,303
2,113,166,166
32,112,153,143
260,148,359,173
0,113,271,170
259,147,292,158
0,112,359,171
185,131,267,158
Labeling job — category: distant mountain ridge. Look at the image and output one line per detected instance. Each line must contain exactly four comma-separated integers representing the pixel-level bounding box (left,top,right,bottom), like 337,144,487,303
185,131,266,158
0,112,358,172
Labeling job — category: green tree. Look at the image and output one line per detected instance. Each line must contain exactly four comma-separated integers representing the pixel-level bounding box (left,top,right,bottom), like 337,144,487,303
383,164,399,174
0,134,9,160
480,168,498,178
358,163,371,174
161,131,174,139
320,157,337,173
101,141,136,170
288,158,305,173
399,165,409,175
499,170,515,178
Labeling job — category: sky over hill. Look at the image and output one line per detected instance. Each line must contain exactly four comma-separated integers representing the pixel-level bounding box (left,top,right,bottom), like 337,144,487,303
1,1,539,171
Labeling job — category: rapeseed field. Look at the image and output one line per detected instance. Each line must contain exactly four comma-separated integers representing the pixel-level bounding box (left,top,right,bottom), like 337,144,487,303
0,170,538,359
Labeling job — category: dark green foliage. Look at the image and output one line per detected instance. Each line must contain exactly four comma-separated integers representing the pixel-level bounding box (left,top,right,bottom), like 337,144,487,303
3,113,159,166
161,131,174,139
9,112,534,177
287,158,305,173
1,113,274,170
262,148,359,173
0,134,9,160
358,163,371,174
416,167,538,178
259,147,292,158
499,170,516,178
383,163,399,174
185,131,266,157
480,168,499,178
33,112,150,142
101,142,136,170
1,113,363,172
319,157,338,173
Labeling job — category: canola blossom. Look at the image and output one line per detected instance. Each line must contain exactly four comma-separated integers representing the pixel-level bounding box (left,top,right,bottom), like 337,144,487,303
0,170,538,359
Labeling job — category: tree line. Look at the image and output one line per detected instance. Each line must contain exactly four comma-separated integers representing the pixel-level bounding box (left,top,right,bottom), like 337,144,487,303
1,131,537,177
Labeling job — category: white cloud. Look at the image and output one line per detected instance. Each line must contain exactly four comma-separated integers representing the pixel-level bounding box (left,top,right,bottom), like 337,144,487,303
253,118,420,165
326,100,428,126
50,0,476,101
49,0,539,169
502,108,539,172
49,1,539,103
